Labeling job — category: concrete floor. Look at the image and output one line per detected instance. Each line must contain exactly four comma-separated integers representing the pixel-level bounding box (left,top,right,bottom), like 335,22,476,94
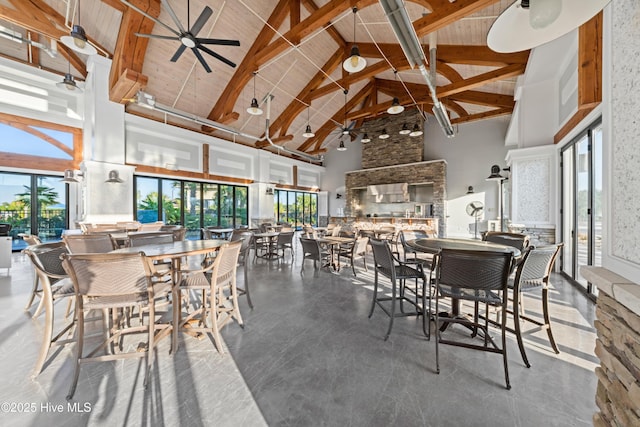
0,240,598,426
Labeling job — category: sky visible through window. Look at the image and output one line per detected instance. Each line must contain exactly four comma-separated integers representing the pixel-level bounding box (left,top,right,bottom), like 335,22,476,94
0,123,73,159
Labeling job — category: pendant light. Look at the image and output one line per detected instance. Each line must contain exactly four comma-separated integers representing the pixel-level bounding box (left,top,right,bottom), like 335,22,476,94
487,0,610,53
378,129,390,139
247,72,263,116
399,123,411,135
60,0,97,55
57,60,82,92
337,140,347,151
409,123,423,137
342,8,366,73
387,70,405,114
361,133,371,143
302,106,315,138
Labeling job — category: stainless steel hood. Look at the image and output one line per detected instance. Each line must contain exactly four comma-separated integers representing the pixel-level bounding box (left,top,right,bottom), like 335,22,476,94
367,183,410,203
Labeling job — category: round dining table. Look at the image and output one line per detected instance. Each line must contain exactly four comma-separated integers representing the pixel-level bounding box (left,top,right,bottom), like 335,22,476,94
407,237,521,257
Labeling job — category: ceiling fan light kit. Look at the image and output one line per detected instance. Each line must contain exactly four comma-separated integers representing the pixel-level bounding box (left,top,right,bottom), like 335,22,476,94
487,0,611,53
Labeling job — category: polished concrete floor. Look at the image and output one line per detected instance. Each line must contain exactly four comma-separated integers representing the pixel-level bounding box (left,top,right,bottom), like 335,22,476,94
0,241,598,426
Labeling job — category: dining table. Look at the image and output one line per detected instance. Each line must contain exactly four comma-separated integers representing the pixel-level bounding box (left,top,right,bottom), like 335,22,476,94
406,237,521,325
112,239,229,351
316,236,355,270
253,231,280,259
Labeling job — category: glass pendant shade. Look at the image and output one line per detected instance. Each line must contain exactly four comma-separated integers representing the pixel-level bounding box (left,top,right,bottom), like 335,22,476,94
530,0,562,29
343,45,366,73
61,25,97,55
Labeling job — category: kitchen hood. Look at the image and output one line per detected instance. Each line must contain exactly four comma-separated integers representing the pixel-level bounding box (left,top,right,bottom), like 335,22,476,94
367,183,410,203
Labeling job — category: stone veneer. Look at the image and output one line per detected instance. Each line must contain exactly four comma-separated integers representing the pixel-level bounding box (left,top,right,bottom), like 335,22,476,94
582,267,640,426
361,110,424,169
345,160,446,237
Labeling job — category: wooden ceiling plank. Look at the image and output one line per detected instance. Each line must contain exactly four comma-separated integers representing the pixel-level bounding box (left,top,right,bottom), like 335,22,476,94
301,0,347,47
0,3,64,40
27,32,40,66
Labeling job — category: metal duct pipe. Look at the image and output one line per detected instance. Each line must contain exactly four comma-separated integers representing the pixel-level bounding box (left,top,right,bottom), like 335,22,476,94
135,91,323,163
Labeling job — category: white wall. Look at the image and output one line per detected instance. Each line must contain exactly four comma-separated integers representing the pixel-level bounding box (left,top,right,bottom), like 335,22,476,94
426,117,511,237
321,138,363,216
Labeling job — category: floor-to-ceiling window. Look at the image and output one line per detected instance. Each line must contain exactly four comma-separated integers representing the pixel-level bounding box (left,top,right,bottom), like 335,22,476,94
560,119,602,297
135,177,248,237
274,189,318,229
0,172,68,250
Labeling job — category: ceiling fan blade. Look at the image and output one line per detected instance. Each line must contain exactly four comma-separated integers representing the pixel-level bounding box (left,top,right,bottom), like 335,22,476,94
160,0,187,34
197,38,240,46
135,33,179,41
191,47,212,73
120,0,180,37
198,45,236,68
190,6,213,36
170,44,188,62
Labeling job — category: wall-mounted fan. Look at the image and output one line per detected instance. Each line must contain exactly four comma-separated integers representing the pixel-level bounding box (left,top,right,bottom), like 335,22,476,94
121,0,240,72
466,201,484,239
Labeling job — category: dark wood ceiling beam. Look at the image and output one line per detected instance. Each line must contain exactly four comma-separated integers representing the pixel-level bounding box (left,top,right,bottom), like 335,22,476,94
1,2,64,40
298,81,373,152
414,0,501,36
56,45,88,79
438,63,526,98
27,32,40,66
207,0,291,122
448,90,515,109
450,107,512,124
289,0,301,45
268,48,344,140
441,99,468,118
301,0,346,46
110,0,161,103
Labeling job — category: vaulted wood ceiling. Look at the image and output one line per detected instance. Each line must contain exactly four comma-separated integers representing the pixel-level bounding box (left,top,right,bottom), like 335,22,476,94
0,0,528,160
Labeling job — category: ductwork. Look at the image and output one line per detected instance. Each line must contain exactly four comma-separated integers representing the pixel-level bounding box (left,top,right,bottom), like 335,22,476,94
367,183,410,203
134,91,324,164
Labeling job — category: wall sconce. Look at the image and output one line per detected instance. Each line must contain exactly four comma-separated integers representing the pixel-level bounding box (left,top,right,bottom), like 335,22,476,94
466,186,474,194
105,170,124,183
61,169,84,183
265,187,274,195
336,193,343,199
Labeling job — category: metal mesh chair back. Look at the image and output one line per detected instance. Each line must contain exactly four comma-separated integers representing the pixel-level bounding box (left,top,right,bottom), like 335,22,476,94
202,228,213,239
437,249,512,302
400,230,428,247
484,232,530,252
259,223,272,233
21,234,42,245
64,234,116,253
0,223,11,236
128,232,174,247
300,237,321,260
277,231,294,246
62,252,149,298
231,231,253,264
517,244,562,287
353,236,369,256
25,242,69,279
369,238,395,279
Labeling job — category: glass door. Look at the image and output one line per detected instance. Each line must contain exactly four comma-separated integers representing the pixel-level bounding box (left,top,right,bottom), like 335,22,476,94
560,119,602,296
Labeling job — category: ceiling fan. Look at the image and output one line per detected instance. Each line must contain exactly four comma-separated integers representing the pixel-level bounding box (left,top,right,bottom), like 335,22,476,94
121,0,240,73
